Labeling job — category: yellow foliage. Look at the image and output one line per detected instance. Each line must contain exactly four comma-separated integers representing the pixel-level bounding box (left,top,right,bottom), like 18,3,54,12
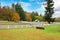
25,12,32,21
12,13,20,21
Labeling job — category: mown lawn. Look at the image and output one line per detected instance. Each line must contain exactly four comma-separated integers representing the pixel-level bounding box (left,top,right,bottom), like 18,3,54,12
0,21,29,25
0,24,60,40
45,24,60,33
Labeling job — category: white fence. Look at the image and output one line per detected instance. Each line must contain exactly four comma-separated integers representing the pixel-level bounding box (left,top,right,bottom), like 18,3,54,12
0,23,50,29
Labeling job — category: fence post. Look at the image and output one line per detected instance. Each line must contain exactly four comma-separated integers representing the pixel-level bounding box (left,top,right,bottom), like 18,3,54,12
8,25,9,29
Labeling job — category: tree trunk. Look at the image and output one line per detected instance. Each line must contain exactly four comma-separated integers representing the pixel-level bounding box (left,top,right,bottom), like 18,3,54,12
48,21,50,24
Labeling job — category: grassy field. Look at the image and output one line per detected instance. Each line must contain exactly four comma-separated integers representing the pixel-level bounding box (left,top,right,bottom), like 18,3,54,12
0,24,60,40
0,21,29,25
44,24,60,33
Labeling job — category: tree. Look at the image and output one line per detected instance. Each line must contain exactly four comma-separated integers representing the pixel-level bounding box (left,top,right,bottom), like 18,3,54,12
51,18,55,23
12,3,15,9
0,7,20,21
55,17,60,22
12,13,20,22
0,8,12,21
35,12,39,16
12,3,26,21
40,14,42,16
44,0,54,24
31,12,37,21
25,12,32,21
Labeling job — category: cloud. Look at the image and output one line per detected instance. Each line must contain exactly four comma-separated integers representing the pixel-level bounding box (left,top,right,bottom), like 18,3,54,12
20,2,31,7
34,0,60,18
36,1,42,4
20,2,32,12
32,2,45,15
53,0,60,18
52,11,60,18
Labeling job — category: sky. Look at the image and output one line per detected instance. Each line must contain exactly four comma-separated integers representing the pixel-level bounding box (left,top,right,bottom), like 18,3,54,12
0,0,60,18
53,0,60,18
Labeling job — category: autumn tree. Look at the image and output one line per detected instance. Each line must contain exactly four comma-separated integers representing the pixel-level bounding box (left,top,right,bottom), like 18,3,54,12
0,7,20,21
0,8,11,20
12,13,20,22
12,3,26,21
25,12,32,21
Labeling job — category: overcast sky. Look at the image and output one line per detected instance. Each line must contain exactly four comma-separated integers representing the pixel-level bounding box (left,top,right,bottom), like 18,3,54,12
0,0,60,18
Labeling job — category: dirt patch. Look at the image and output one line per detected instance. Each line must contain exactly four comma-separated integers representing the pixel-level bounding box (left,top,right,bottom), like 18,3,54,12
57,30,60,32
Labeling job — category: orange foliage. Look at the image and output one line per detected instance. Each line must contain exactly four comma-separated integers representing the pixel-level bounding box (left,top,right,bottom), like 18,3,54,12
12,13,20,21
25,12,32,21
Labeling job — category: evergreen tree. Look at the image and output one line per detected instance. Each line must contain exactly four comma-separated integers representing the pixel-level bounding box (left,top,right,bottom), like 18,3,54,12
44,0,54,24
35,12,39,16
12,3,26,21
40,14,42,16
31,12,36,21
12,3,15,9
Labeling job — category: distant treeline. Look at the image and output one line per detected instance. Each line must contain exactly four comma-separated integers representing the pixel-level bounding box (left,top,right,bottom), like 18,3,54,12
0,3,43,22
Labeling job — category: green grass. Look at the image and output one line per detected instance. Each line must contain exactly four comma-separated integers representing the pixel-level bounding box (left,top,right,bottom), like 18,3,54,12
0,24,60,40
44,24,60,33
0,21,29,25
